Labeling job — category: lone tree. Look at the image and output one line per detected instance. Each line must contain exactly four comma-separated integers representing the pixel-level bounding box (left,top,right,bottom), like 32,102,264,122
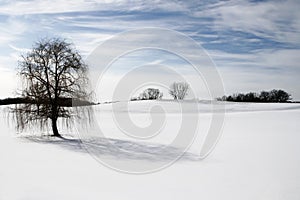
14,38,90,137
169,82,189,100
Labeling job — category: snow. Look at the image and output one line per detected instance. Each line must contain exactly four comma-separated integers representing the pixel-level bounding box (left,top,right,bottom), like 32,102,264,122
0,101,300,200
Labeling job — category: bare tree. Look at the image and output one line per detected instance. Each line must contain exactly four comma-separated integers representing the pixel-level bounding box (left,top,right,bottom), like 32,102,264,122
169,82,189,100
14,38,90,137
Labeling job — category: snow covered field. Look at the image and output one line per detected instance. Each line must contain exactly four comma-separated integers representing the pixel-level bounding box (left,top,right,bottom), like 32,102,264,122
0,101,300,200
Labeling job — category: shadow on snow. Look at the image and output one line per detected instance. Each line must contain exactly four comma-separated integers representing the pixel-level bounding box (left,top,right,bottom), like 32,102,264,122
21,136,201,162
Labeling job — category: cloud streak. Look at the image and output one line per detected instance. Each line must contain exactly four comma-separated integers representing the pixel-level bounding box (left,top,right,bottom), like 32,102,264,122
0,0,299,99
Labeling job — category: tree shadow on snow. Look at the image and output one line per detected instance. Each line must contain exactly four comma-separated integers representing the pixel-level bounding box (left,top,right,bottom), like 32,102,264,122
21,136,201,162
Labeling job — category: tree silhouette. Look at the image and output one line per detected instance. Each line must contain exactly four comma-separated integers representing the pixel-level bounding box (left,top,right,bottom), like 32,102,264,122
14,38,90,137
218,89,291,103
268,89,291,102
139,88,163,100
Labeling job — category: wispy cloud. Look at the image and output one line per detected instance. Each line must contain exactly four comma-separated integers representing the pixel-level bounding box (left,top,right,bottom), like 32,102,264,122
0,0,299,99
200,0,300,45
0,0,189,15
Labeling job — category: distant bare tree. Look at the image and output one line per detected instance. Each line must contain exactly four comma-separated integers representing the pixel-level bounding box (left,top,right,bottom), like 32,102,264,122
169,82,189,100
14,38,90,137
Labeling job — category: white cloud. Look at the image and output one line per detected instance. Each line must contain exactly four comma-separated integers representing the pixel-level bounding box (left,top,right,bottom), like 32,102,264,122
0,0,299,100
0,0,96,15
8,44,30,54
209,48,300,71
0,17,27,46
0,0,188,15
200,0,300,45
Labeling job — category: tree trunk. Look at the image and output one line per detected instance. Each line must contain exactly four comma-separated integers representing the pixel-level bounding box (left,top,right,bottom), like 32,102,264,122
51,117,61,137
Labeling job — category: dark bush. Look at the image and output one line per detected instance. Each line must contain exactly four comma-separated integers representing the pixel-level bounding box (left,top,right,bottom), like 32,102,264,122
137,88,163,100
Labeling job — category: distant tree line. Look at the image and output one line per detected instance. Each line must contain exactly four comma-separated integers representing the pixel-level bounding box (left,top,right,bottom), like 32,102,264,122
217,89,291,103
0,97,95,107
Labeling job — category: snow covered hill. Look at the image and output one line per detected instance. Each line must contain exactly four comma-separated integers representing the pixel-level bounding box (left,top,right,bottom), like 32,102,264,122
0,101,300,200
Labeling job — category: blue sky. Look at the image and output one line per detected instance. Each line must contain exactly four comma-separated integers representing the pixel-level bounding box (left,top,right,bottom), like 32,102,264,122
0,0,299,100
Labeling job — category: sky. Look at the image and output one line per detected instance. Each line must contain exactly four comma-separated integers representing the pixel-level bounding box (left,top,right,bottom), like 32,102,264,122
0,0,299,100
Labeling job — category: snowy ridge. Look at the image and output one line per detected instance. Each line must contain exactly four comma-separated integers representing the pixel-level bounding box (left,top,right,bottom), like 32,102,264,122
96,100,300,113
